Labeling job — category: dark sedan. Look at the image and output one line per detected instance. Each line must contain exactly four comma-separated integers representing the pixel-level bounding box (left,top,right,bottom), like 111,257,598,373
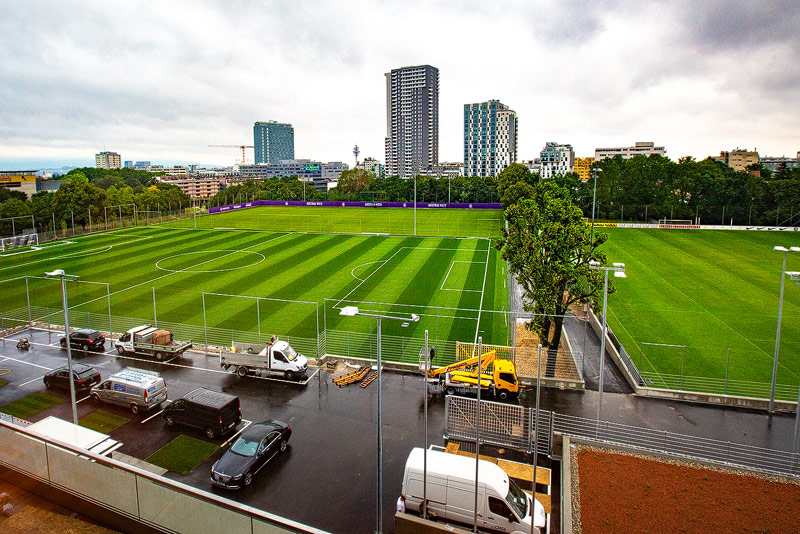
211,420,291,489
43,363,101,391
60,329,105,352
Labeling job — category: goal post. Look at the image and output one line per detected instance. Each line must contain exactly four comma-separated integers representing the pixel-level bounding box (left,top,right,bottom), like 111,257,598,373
658,218,694,225
1,233,39,252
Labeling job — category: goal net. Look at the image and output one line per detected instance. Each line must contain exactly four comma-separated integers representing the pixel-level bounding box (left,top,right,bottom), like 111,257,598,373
1,233,39,252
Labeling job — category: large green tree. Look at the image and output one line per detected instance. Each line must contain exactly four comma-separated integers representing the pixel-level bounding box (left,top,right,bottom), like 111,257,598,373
497,180,608,368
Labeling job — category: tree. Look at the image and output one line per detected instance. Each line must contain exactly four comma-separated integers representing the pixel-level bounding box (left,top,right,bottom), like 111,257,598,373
500,181,535,209
496,180,608,371
496,163,538,199
336,168,375,194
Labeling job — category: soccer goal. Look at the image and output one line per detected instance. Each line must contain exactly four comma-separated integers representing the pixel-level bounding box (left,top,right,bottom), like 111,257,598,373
1,233,38,252
658,218,694,225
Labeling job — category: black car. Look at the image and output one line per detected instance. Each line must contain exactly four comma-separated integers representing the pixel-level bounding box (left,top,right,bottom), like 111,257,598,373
211,420,291,489
60,329,105,352
43,363,101,391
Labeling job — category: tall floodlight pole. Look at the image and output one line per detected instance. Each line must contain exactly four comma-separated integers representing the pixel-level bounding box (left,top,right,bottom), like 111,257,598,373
45,269,80,424
423,329,429,519
589,261,626,426
786,271,800,452
339,306,419,534
414,175,417,236
473,337,482,533
770,246,800,412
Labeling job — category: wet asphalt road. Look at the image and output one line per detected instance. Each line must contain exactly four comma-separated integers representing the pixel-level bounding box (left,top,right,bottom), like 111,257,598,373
1,327,799,533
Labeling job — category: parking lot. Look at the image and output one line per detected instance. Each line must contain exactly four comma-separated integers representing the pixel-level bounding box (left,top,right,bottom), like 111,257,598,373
0,328,450,534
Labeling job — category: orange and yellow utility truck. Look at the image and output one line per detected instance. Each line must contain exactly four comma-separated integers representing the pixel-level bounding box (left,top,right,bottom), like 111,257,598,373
424,350,519,401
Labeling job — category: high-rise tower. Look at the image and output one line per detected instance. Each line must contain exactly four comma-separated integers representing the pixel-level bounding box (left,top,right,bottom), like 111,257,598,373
464,100,517,177
384,65,439,179
253,121,294,164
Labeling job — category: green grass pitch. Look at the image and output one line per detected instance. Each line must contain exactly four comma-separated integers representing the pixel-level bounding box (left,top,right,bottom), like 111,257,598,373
600,228,800,395
0,207,508,364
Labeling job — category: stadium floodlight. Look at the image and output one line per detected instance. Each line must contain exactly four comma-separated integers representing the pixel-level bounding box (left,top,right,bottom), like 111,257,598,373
337,305,419,534
589,261,627,426
44,269,80,425
770,246,800,412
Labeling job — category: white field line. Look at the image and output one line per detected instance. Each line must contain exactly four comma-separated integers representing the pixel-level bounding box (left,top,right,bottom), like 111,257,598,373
51,232,290,315
334,246,406,308
474,241,491,345
440,261,484,292
350,260,387,282
0,235,153,274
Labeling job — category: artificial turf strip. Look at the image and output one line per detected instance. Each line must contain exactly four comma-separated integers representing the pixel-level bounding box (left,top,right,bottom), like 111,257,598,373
78,410,130,434
0,392,62,419
145,435,219,476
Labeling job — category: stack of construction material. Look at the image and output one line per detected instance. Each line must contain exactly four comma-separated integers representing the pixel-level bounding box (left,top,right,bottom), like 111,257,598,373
151,330,172,346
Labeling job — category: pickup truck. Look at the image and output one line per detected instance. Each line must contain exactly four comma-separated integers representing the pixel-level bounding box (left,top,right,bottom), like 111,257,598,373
115,325,192,361
221,338,308,381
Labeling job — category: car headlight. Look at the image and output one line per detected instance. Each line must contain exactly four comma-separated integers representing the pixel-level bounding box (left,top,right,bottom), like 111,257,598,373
233,474,243,480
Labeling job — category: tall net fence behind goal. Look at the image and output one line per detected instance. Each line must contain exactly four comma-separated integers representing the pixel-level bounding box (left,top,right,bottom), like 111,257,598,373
1,233,38,252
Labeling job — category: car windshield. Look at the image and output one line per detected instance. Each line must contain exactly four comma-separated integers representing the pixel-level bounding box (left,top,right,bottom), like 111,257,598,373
505,478,527,519
230,436,259,457
284,346,297,361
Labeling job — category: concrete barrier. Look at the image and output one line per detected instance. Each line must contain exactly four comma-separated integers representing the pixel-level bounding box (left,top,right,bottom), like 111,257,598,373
586,309,641,391
561,435,573,534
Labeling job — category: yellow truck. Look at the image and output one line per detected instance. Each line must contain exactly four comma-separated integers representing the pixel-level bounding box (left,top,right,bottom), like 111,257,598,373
425,350,519,401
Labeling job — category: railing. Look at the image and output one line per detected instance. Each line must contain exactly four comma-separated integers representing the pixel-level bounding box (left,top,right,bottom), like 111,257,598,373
325,329,460,366
0,418,327,533
550,411,800,478
640,371,800,400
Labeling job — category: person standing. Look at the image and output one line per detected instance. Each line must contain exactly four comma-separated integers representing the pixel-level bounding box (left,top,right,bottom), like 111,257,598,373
396,494,406,513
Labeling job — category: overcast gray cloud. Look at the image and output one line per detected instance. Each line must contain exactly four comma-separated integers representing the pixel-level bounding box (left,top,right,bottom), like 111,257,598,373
0,0,798,168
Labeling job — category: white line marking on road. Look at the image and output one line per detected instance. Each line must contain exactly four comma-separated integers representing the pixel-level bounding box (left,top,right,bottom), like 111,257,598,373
0,354,53,371
19,375,46,386
77,396,91,404
474,241,491,345
141,403,171,424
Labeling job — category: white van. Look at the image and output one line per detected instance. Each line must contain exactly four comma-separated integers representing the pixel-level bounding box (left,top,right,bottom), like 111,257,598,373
90,368,167,414
401,447,546,534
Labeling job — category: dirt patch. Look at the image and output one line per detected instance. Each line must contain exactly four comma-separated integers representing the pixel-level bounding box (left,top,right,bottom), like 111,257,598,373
575,445,800,533
514,322,580,380
1,505,116,533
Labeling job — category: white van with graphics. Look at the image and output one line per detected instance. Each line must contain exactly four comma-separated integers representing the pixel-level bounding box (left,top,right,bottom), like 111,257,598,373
401,447,547,533
90,368,167,414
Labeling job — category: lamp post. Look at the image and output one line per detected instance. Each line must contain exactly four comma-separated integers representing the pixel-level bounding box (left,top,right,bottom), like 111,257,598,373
770,246,800,412
45,269,80,425
588,260,626,426
339,306,420,534
414,175,417,235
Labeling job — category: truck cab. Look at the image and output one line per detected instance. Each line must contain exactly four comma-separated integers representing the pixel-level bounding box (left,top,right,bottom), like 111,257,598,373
221,338,309,381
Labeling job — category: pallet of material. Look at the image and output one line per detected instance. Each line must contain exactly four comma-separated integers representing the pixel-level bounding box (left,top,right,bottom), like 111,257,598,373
333,366,369,387
360,371,378,388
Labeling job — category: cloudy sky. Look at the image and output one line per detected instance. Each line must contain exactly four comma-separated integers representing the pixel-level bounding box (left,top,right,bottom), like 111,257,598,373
1,0,798,168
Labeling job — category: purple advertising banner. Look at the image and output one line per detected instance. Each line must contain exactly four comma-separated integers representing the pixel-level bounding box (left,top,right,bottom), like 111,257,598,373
209,200,502,214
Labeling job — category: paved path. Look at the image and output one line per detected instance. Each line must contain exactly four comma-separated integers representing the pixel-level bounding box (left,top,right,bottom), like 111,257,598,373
563,313,632,394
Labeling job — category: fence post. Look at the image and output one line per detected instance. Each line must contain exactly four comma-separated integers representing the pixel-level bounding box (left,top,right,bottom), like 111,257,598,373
724,348,730,395
663,430,668,453
25,276,32,329
680,346,686,391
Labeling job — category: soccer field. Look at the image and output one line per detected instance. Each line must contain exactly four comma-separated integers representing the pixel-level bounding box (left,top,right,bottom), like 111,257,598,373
0,207,508,364
600,228,800,396
172,205,505,238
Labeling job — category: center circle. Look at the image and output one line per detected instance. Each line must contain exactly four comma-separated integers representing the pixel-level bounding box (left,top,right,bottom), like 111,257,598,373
155,250,266,273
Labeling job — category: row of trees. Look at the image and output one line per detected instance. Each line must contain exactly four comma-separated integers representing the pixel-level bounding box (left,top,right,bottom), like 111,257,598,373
0,168,190,236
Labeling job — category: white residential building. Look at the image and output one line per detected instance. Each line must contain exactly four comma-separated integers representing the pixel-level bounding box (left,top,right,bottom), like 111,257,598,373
464,100,518,177
95,151,122,169
538,142,574,178
595,141,666,160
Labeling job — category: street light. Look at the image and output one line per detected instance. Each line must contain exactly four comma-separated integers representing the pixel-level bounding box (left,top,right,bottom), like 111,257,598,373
45,269,80,425
339,306,420,534
589,260,626,426
770,246,800,413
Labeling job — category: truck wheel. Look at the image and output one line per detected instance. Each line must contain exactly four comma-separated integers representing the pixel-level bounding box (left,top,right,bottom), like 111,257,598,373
155,352,164,361
445,386,456,396
130,403,140,414
284,370,295,381
205,428,216,439
44,378,53,389
117,346,125,355
497,390,510,401
91,394,101,405
165,415,175,427
60,339,67,348
237,366,248,377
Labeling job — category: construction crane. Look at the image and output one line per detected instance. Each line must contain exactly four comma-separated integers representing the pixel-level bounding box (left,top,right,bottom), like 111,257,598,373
208,144,254,165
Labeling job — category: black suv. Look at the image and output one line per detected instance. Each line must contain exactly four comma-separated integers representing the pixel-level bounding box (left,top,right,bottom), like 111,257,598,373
43,363,101,391
60,329,105,352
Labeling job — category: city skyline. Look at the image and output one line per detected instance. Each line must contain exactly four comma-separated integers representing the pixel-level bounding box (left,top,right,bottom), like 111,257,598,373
1,1,798,168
